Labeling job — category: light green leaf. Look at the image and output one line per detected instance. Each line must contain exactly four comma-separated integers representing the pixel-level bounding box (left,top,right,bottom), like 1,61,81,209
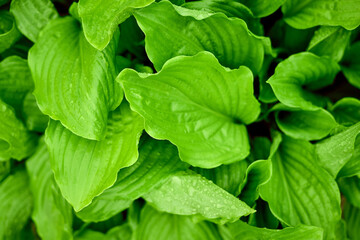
341,41,360,89
0,99,37,161
74,230,105,240
135,204,222,240
134,1,270,73
307,26,351,62
78,0,154,50
331,97,360,126
0,169,32,239
239,0,285,17
77,137,188,222
315,122,360,177
282,0,360,30
338,134,360,178
26,139,73,240
258,56,277,103
220,221,323,240
260,136,341,239
118,52,260,168
193,161,248,196
343,202,360,240
22,93,48,132
10,0,58,42
29,16,122,140
144,170,255,224
0,55,33,113
45,102,144,211
105,224,133,240
273,104,337,140
0,11,21,53
338,176,360,208
267,52,340,110
182,0,263,35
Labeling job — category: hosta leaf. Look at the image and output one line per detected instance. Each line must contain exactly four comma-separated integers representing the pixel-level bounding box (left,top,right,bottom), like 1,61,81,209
239,0,286,17
0,160,10,182
0,99,37,161
307,26,351,62
135,204,222,240
267,52,340,110
338,176,360,208
273,104,337,140
282,0,360,30
338,134,360,178
10,0,58,42
315,122,360,177
260,136,341,239
0,169,32,239
22,93,48,132
118,52,260,168
247,200,279,229
0,11,21,53
45,102,144,211
341,41,360,89
26,139,73,240
29,16,121,140
343,202,360,239
77,137,188,222
193,160,248,196
220,221,323,240
331,97,360,126
134,1,270,73
78,0,154,50
0,56,33,113
144,170,255,224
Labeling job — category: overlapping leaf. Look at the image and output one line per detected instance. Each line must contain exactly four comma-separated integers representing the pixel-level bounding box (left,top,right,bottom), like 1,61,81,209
0,10,21,53
240,0,285,17
341,41,360,89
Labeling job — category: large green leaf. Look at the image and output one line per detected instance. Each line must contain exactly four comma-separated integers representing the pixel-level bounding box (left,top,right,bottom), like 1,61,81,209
307,26,351,62
0,169,32,239
29,16,122,140
343,202,360,240
341,41,360,89
338,176,360,208
78,0,154,50
338,134,360,178
22,93,48,132
26,139,73,240
220,220,323,240
45,102,144,211
0,55,33,113
259,136,341,239
118,52,260,168
315,122,360,177
10,0,58,42
144,170,254,224
331,97,360,126
0,160,10,182
0,11,21,53
135,204,222,240
239,0,285,17
76,137,188,222
282,0,360,30
267,52,340,110
0,99,37,161
133,1,270,73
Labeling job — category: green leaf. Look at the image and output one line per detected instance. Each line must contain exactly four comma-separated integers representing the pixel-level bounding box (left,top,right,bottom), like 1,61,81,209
239,0,286,17
338,176,360,208
259,136,341,239
267,52,340,110
78,0,154,50
77,137,188,222
10,0,58,42
22,93,49,132
0,55,33,114
144,170,255,224
258,56,277,103
343,202,360,240
106,224,133,240
193,160,248,196
0,0,9,7
133,1,270,73
45,102,144,211
29,16,122,140
0,160,10,182
341,41,360,89
338,134,360,178
0,11,21,53
247,200,279,229
135,204,222,240
307,26,351,62
74,230,105,240
331,97,360,126
273,104,337,140
220,221,323,240
315,122,360,177
182,0,264,35
282,0,360,30
26,139,73,240
118,52,260,168
0,99,37,161
0,169,32,239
